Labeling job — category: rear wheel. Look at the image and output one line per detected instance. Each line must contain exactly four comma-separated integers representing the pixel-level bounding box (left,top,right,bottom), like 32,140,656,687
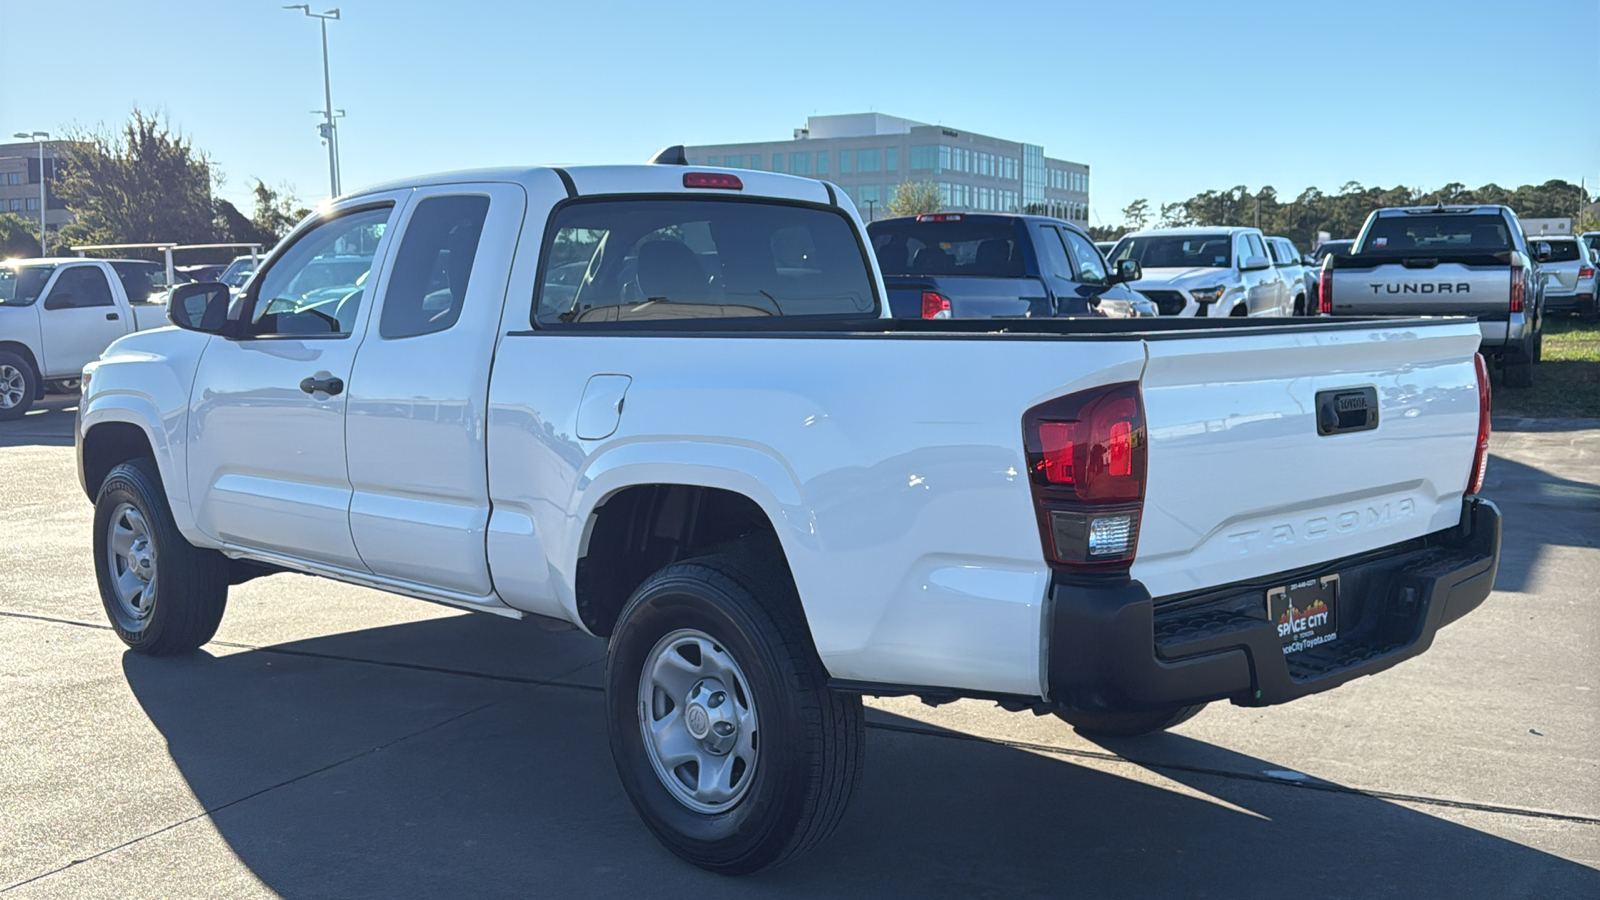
1293,294,1307,316
0,351,38,421
93,458,229,653
1229,304,1248,317
1581,296,1599,321
605,552,864,874
1054,703,1207,737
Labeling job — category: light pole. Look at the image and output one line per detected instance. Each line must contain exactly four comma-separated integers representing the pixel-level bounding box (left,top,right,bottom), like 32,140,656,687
865,199,876,222
11,131,49,255
284,6,342,197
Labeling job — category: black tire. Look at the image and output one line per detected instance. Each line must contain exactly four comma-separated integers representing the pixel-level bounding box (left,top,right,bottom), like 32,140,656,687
1229,304,1248,317
1581,297,1599,321
1502,353,1534,389
1054,703,1207,737
0,350,39,421
1532,330,1543,364
93,458,229,654
605,551,864,874
1293,294,1306,316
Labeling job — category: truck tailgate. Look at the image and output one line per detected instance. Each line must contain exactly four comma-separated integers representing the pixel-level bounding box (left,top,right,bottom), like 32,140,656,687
1329,258,1511,316
1132,320,1483,599
884,276,1051,318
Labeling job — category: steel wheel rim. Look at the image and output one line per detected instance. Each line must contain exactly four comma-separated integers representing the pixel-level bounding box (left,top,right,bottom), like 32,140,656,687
106,502,157,629
638,627,760,813
0,365,24,410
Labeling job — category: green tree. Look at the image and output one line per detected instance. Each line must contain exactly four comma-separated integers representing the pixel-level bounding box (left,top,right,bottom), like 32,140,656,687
1121,198,1150,231
249,179,311,244
52,109,216,253
0,213,42,258
886,181,943,218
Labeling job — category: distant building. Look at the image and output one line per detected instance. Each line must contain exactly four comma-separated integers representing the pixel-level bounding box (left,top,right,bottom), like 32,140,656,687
683,113,1089,222
0,139,73,240
1519,217,1572,237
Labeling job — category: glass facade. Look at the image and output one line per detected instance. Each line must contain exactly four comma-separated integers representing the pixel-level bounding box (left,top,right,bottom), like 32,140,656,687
816,152,827,175
1022,144,1045,214
885,147,898,172
910,145,938,171
789,152,811,175
857,148,880,172
839,150,851,174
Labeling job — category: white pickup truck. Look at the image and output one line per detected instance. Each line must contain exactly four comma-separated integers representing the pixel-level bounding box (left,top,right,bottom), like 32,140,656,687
76,162,1502,874
0,258,172,418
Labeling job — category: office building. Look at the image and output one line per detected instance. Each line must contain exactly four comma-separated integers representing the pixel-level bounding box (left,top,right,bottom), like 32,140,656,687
684,113,1089,222
0,140,73,244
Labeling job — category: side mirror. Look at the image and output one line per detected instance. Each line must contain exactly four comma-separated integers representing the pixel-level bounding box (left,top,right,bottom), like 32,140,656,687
1534,241,1552,263
1108,258,1142,284
1240,254,1271,271
168,282,234,335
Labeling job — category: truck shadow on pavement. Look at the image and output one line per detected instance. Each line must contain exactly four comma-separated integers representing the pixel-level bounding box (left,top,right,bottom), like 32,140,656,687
1480,452,1600,593
121,614,1598,899
0,397,77,448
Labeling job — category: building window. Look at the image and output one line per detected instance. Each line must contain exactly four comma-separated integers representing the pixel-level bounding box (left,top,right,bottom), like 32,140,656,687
8,199,20,211
687,157,698,165
857,149,880,172
910,145,938,171
816,151,827,175
885,147,898,172
723,155,743,168
749,154,761,169
772,154,786,173
26,198,40,211
839,150,851,174
706,156,720,166
6,172,20,185
789,152,811,175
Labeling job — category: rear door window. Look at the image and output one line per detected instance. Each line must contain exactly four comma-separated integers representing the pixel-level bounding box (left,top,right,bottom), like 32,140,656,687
869,219,1025,277
379,195,490,339
536,199,877,325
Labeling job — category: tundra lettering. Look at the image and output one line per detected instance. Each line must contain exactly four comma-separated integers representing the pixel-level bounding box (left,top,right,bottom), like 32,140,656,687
1367,283,1471,294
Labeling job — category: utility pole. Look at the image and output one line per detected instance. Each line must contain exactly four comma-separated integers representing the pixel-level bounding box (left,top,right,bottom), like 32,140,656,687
865,199,876,222
285,6,343,197
11,132,49,255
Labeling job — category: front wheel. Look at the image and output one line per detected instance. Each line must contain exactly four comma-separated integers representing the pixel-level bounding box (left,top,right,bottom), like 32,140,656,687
0,350,38,421
605,552,864,874
1054,703,1207,737
93,458,229,653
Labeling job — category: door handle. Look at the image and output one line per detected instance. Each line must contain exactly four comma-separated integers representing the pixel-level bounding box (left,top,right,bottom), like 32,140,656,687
106,312,119,321
299,375,344,396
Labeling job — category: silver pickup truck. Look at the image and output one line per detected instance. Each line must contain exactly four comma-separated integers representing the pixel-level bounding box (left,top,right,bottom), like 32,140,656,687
1320,205,1548,387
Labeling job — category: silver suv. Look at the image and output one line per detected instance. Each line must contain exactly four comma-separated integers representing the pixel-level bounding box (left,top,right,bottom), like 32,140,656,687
1537,235,1597,319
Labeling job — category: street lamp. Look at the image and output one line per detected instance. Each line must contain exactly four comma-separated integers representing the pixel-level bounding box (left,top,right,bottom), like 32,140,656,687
865,199,876,222
11,131,49,255
284,5,343,197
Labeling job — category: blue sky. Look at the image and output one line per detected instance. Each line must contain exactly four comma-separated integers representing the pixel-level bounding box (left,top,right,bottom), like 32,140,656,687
3,0,1597,225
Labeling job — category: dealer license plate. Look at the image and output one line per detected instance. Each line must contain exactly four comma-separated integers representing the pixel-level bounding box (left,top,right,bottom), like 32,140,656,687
1267,575,1339,656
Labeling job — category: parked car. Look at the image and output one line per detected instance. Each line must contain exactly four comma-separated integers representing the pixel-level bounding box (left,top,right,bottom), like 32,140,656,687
869,213,1155,318
177,263,226,283
78,163,1500,874
106,259,187,305
217,254,262,292
1095,240,1116,257
1582,231,1600,257
0,258,172,417
1107,226,1293,316
1265,236,1313,314
1308,239,1354,265
1319,205,1546,387
1535,235,1597,318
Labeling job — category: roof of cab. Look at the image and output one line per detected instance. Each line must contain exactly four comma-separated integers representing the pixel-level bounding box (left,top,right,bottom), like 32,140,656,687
1121,226,1263,237
344,164,841,210
1374,204,1512,216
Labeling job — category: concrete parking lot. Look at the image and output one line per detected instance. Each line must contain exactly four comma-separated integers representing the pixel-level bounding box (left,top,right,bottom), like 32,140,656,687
1,397,1596,899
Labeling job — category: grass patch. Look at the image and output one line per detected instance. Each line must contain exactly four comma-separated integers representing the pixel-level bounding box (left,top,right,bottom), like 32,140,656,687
1490,316,1600,418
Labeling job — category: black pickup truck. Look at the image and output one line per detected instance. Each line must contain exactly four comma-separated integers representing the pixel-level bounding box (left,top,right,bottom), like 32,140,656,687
868,213,1156,319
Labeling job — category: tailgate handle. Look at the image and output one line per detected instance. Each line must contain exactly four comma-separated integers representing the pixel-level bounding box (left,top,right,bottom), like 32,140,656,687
1316,387,1379,436
1401,257,1440,269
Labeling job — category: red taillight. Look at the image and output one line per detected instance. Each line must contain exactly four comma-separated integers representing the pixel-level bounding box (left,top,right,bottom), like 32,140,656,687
921,291,952,319
1509,257,1524,313
1580,267,1594,279
915,214,963,222
1023,383,1146,570
1318,258,1333,314
1467,353,1491,495
683,172,742,190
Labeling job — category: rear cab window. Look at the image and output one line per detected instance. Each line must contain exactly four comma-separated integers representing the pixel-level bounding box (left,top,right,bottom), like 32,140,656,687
1356,214,1512,255
869,218,1026,277
535,198,877,326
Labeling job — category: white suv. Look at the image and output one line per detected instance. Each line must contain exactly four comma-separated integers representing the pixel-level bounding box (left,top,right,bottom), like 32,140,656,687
1108,226,1292,317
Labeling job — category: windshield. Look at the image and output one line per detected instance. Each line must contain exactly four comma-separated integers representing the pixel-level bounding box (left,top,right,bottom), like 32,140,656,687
1356,214,1510,254
1312,240,1353,261
535,198,877,325
1109,234,1233,269
219,258,257,287
868,219,1026,277
1584,234,1600,254
1540,240,1581,263
0,264,56,307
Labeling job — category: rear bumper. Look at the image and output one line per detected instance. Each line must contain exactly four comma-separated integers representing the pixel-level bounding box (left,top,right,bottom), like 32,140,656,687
1046,498,1501,712
1544,291,1593,313
1478,313,1527,349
